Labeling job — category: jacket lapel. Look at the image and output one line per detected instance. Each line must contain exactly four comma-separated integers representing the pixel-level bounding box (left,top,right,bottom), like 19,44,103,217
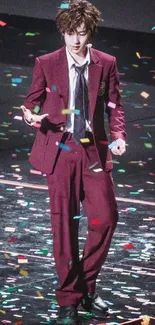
88,49,103,119
55,46,69,108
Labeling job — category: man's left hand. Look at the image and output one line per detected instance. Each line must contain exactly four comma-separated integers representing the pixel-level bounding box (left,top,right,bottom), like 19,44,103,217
109,138,126,156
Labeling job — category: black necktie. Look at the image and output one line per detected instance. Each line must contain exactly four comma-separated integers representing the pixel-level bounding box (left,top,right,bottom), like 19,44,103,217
73,62,88,144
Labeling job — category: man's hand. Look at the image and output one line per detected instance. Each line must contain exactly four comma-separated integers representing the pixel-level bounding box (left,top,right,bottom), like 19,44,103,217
109,138,126,156
21,105,49,125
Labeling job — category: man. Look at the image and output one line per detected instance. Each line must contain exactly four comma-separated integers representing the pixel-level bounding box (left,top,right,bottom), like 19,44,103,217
21,0,126,324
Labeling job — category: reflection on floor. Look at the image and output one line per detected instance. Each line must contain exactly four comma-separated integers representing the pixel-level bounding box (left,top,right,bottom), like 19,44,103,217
0,14,155,325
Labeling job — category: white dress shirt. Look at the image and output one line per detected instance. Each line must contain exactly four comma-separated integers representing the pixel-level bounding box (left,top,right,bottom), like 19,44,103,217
65,46,92,133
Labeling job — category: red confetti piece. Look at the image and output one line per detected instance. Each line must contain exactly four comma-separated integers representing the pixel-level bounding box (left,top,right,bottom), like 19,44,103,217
99,141,108,145
123,243,135,249
15,322,23,325
91,219,100,225
0,20,7,27
8,237,16,243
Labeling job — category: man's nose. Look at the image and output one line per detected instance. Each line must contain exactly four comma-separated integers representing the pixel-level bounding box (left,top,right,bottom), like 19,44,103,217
73,34,80,43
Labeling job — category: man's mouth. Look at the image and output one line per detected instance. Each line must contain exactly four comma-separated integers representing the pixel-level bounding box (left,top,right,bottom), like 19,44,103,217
72,46,80,49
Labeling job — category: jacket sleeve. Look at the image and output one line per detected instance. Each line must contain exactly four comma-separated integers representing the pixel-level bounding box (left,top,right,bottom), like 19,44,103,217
23,57,46,112
105,57,126,142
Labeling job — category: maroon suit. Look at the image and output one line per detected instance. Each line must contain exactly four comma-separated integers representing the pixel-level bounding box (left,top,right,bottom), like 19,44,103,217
24,46,126,306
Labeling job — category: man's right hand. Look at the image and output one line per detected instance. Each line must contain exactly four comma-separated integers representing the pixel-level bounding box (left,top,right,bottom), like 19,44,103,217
21,105,49,125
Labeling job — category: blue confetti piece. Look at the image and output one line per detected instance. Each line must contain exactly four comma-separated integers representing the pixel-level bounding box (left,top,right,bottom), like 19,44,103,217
11,78,22,84
52,280,58,284
51,303,57,309
60,3,69,9
51,85,57,92
59,143,71,151
73,109,80,115
108,141,117,149
73,215,83,219
127,207,137,212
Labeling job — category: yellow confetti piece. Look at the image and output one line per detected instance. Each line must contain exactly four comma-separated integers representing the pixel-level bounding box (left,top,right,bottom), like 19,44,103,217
141,91,149,99
140,316,150,325
0,309,6,314
61,109,72,115
80,138,90,143
136,52,141,59
19,270,29,277
36,290,44,298
132,64,139,68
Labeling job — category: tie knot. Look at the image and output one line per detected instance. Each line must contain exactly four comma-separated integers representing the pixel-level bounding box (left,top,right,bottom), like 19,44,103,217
73,62,88,75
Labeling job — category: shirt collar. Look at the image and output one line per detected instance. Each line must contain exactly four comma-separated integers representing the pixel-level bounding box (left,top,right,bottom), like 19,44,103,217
66,46,91,70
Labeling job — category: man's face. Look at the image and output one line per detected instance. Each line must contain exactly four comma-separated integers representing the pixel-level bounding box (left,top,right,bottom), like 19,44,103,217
64,23,90,57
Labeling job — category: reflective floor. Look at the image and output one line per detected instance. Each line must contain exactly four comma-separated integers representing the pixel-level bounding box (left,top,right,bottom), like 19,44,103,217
0,14,155,325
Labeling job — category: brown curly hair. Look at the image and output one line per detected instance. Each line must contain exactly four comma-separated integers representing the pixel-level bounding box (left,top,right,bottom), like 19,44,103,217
56,0,102,39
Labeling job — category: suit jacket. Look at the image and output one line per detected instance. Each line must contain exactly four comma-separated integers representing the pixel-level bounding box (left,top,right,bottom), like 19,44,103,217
23,46,126,174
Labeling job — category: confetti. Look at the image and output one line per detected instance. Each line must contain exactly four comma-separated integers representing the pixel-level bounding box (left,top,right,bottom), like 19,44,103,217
46,87,51,92
80,138,90,143
0,310,6,314
73,109,80,115
5,227,16,232
33,105,40,114
11,78,22,84
19,270,29,277
51,85,57,92
93,168,103,172
18,256,28,264
73,215,83,219
140,91,149,98
14,116,23,121
25,32,38,36
0,20,7,27
91,219,100,225
60,3,70,9
30,169,42,175
123,243,135,249
136,52,141,59
88,162,98,169
144,143,153,149
36,291,44,299
57,142,71,151
61,109,72,115
108,101,116,109
108,141,117,149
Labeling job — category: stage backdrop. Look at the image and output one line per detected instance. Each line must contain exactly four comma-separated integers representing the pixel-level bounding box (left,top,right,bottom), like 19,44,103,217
0,0,155,34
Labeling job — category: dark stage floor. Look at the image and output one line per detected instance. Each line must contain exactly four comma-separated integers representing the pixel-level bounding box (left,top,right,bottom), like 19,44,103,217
0,14,155,325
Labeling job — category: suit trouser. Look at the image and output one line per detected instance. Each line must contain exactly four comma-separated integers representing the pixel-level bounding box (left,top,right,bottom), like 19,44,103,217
47,133,118,306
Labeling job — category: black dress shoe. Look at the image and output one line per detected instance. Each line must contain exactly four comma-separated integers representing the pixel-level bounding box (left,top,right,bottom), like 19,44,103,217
81,293,108,318
56,305,81,325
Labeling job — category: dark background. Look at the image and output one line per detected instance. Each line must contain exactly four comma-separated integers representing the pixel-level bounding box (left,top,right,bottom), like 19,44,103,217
0,0,155,34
